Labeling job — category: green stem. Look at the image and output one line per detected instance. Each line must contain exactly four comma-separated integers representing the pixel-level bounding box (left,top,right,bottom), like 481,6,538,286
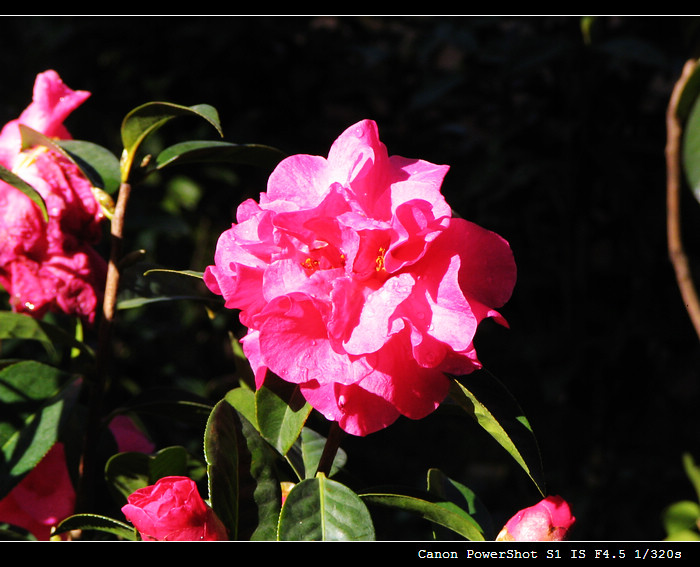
76,181,132,512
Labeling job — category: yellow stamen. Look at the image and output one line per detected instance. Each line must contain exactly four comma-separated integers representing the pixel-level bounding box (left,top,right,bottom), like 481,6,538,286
375,247,386,272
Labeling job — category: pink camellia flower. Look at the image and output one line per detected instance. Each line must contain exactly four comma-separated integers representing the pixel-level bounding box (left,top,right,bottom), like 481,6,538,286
121,476,228,541
496,495,576,541
0,70,106,323
204,119,516,436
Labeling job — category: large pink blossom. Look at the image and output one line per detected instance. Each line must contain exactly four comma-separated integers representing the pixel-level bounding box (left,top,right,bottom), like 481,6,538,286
0,70,106,323
204,119,516,436
121,476,228,541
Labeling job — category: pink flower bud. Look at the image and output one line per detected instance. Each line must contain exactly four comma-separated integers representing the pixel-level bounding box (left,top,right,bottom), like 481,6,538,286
122,476,228,541
496,495,576,541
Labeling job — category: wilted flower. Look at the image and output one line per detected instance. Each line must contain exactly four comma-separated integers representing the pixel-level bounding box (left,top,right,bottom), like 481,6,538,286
0,70,106,323
204,119,516,436
496,495,576,541
121,476,228,541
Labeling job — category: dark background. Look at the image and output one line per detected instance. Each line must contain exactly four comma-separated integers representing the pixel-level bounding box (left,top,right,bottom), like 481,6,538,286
2,16,700,541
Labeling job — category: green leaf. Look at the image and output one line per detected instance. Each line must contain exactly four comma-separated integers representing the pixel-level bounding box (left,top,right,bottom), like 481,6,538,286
156,140,286,172
0,362,82,496
120,102,223,183
204,397,281,540
682,92,700,203
117,263,209,311
361,489,485,541
662,500,700,537
298,427,347,480
54,513,137,540
449,373,545,495
59,139,122,195
0,163,48,222
676,60,700,124
255,381,311,456
682,452,700,503
105,446,190,503
0,311,94,361
19,124,121,195
278,474,375,541
426,468,493,540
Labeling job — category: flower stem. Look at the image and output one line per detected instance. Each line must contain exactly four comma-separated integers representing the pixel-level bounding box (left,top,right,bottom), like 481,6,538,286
315,421,345,477
666,59,700,342
76,181,132,512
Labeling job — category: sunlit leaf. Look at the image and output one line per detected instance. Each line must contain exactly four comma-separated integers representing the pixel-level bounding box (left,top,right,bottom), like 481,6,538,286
278,474,374,541
0,362,82,497
204,397,281,540
256,380,311,456
361,489,485,541
662,500,700,538
120,102,223,183
54,513,137,541
449,372,545,495
426,468,493,540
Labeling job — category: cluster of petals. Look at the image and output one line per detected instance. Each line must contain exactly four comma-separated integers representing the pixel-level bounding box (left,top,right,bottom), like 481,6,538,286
204,119,516,436
121,476,228,541
0,70,106,323
496,495,576,541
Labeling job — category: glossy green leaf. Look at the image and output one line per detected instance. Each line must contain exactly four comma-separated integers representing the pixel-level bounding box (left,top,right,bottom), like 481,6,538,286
278,474,375,541
204,397,281,540
0,362,82,497
120,102,223,182
19,124,121,195
682,92,700,203
59,139,122,194
0,163,48,222
676,60,700,124
0,311,94,360
426,468,493,540
449,373,545,495
256,381,311,456
54,513,137,540
156,140,286,172
105,446,190,503
298,427,347,480
361,489,485,541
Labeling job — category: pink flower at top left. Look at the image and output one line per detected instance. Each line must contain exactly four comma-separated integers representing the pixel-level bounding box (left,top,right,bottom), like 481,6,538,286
0,70,106,324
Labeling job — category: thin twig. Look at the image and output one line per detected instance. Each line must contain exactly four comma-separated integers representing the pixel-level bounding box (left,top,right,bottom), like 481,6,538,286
666,59,700,343
76,181,132,512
